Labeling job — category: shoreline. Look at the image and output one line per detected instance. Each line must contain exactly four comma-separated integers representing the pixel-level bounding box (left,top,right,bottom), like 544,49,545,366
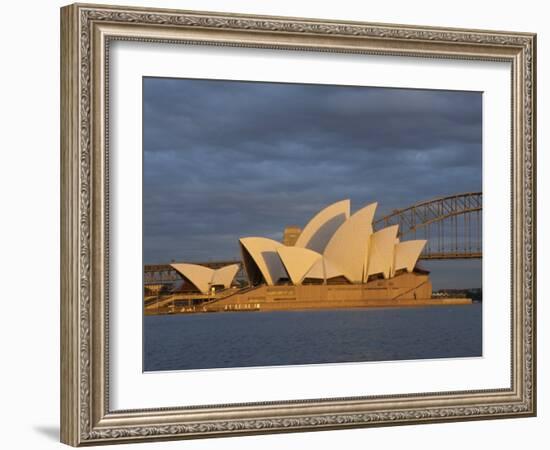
145,297,472,315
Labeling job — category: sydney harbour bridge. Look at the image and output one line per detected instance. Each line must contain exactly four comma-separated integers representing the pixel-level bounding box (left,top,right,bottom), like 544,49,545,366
144,191,482,284
373,191,482,260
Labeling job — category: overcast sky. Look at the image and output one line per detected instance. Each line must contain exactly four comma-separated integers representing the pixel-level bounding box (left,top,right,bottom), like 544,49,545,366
143,77,482,289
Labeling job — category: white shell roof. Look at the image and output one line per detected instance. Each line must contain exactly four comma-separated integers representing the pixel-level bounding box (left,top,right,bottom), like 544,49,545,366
323,259,347,280
239,237,288,286
323,202,377,283
277,246,322,285
238,200,426,286
366,225,399,280
171,263,214,294
171,263,241,294
211,264,241,288
304,258,325,280
294,199,350,253
393,240,426,274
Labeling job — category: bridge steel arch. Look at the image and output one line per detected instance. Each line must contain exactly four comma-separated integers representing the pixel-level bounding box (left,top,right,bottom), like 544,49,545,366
374,192,482,260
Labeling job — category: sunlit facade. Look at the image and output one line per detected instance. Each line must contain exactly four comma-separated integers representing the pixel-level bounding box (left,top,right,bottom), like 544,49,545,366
239,200,426,286
171,262,240,294
145,199,473,315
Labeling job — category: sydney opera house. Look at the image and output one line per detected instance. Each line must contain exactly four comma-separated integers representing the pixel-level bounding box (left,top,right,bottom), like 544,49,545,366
154,199,468,313
239,200,425,288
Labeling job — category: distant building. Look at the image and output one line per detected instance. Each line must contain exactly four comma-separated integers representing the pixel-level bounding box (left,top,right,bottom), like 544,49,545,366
282,225,302,246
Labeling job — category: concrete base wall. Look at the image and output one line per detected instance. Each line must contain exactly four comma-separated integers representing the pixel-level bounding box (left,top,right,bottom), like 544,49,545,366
198,272,469,313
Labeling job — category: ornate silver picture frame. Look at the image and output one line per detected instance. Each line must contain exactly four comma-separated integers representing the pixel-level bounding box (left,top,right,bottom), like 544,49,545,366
60,3,536,446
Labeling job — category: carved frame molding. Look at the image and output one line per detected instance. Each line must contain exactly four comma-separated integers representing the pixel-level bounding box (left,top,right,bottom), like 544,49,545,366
61,3,536,446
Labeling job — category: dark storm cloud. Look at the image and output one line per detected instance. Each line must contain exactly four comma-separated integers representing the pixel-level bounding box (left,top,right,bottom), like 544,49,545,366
143,77,482,288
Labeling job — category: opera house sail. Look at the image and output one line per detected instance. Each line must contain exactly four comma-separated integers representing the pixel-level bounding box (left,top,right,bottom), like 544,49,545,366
145,199,472,315
170,263,240,294
239,200,424,287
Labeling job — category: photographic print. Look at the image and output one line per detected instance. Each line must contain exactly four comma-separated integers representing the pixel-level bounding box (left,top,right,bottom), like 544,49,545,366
61,4,535,444
142,78,483,372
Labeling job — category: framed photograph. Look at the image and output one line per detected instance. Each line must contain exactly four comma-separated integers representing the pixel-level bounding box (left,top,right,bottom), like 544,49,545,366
60,3,536,446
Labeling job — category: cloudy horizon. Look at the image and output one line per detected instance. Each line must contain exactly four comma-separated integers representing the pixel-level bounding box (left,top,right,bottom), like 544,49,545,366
143,77,482,290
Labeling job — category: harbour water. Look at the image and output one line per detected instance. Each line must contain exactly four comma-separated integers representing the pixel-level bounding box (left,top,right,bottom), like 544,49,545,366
143,304,482,371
